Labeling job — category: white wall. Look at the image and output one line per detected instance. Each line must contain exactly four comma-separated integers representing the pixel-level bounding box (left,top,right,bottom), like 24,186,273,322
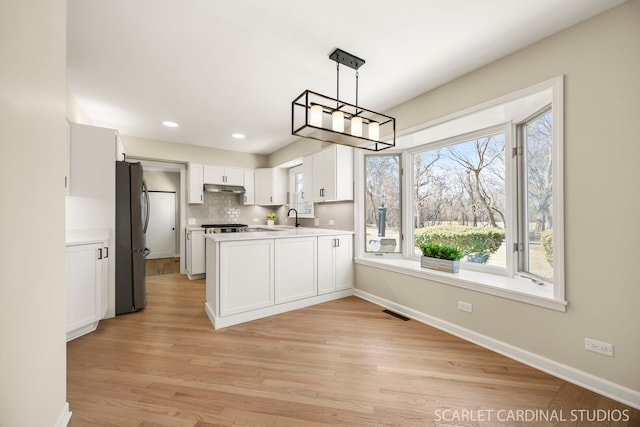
0,0,69,426
355,0,640,404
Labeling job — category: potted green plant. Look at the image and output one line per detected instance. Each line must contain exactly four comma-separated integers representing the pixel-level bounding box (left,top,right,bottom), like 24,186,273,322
419,242,463,273
266,213,277,226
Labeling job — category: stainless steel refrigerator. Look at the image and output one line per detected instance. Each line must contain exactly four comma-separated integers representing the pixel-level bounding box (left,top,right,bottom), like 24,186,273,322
115,161,150,315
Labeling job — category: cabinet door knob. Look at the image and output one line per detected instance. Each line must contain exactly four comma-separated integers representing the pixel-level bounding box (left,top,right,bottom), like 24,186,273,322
103,247,109,258
97,248,103,260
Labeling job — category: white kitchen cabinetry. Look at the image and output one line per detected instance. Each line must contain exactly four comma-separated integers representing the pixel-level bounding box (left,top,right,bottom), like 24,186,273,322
67,122,119,318
242,168,255,205
65,121,70,195
187,163,204,204
66,240,108,341
116,133,126,162
69,123,121,199
219,239,274,316
254,167,287,205
317,234,353,295
203,165,244,186
304,145,353,202
186,229,206,279
205,230,355,329
275,237,317,304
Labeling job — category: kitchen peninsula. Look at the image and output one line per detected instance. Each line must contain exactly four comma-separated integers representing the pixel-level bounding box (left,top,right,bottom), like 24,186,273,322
204,227,353,329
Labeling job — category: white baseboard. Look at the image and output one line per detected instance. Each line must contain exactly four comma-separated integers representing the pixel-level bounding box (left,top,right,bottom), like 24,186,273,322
205,289,354,330
354,289,640,410
55,402,72,427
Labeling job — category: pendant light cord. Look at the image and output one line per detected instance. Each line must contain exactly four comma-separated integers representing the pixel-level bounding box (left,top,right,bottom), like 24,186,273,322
355,70,359,113
336,62,340,109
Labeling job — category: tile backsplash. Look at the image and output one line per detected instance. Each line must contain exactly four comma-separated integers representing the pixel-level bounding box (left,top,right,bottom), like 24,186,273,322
187,192,268,225
187,192,354,231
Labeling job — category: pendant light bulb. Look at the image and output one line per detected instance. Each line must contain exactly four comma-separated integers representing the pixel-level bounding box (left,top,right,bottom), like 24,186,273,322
310,105,323,127
351,116,363,137
368,121,380,141
332,110,344,132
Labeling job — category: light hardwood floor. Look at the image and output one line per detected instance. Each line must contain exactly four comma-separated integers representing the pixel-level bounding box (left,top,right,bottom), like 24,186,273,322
67,274,639,426
145,257,180,276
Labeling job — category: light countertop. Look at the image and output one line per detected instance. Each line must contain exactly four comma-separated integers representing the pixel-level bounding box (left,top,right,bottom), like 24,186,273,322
204,226,353,242
66,229,110,246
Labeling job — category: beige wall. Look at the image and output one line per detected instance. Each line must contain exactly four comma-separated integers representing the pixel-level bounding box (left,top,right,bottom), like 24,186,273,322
356,0,640,396
267,138,324,167
0,0,68,426
122,135,268,168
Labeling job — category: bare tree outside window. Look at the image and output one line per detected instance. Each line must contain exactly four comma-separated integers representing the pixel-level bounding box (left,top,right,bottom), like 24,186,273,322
518,109,554,282
413,133,506,266
365,155,401,253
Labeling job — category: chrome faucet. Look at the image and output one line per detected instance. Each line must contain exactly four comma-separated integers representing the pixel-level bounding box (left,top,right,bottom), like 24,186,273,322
287,208,300,227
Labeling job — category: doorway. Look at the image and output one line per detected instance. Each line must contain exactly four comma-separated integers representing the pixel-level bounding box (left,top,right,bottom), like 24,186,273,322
146,191,176,259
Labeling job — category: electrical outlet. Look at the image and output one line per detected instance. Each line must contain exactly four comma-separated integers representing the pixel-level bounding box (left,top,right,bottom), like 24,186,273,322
253,218,259,223
328,219,335,226
188,217,196,225
457,301,473,313
585,338,613,357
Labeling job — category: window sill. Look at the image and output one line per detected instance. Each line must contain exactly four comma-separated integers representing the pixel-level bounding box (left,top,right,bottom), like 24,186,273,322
354,257,567,312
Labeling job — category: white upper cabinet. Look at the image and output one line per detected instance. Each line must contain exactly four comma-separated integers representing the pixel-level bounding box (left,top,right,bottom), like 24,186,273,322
304,145,353,202
115,133,126,162
69,123,119,199
187,163,204,204
254,167,287,205
242,168,255,205
203,165,244,186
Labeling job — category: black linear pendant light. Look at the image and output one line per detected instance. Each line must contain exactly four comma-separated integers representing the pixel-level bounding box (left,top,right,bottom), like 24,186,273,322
291,48,396,151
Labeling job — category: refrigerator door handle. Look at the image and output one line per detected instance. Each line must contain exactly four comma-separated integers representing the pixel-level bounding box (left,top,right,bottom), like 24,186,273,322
142,178,150,233
143,248,151,258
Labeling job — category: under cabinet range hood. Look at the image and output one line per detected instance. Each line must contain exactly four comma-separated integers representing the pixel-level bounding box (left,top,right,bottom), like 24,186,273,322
204,184,246,194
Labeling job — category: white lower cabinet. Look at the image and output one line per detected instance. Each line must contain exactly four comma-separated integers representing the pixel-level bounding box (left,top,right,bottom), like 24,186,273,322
66,241,108,341
275,237,317,304
186,229,206,279
318,234,353,294
220,239,274,316
207,233,354,329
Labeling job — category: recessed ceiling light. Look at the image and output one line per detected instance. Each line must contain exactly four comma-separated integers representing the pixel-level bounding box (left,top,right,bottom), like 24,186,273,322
232,133,245,139
162,121,179,128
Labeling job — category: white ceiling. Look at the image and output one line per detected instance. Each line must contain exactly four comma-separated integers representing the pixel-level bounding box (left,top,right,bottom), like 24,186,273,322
67,0,624,155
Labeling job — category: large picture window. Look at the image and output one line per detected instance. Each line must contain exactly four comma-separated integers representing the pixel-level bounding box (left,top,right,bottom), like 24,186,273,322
364,154,401,253
412,129,507,270
356,76,565,310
